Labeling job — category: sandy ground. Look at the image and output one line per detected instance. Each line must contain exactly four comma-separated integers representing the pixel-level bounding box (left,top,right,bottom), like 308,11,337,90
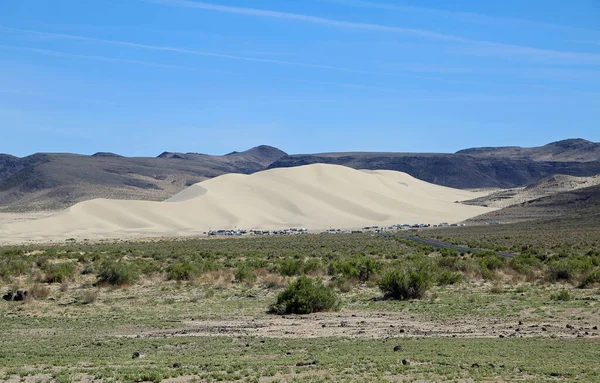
126,310,599,341
0,211,56,225
0,164,495,244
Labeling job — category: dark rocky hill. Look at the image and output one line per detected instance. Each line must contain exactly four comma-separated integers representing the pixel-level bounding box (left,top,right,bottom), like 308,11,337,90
466,183,600,224
268,140,600,189
456,138,600,162
0,146,287,212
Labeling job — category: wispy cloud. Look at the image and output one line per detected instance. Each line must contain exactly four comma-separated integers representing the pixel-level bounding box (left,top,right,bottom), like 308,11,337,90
5,44,594,97
147,0,466,42
0,44,497,94
3,29,599,97
146,0,600,65
377,62,600,82
0,45,406,94
239,50,298,57
0,26,395,75
0,44,241,75
447,43,600,65
320,0,600,35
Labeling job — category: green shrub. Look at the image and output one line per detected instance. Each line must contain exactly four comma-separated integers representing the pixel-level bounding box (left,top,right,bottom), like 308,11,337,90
44,262,76,283
550,290,572,301
548,259,588,282
437,256,469,272
97,262,140,286
480,268,497,281
356,257,383,282
478,254,506,271
302,258,323,275
269,276,340,315
509,253,542,272
278,258,304,277
436,271,462,286
81,263,95,275
436,256,459,269
235,264,256,284
328,256,382,282
578,269,600,288
167,262,199,281
549,262,572,281
378,264,433,300
135,260,162,276
439,248,459,257
0,259,30,280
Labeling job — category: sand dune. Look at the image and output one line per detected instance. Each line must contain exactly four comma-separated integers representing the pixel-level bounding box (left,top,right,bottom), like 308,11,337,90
0,164,495,243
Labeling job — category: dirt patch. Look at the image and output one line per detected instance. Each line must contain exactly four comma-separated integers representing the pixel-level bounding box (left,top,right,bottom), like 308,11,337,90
126,310,599,340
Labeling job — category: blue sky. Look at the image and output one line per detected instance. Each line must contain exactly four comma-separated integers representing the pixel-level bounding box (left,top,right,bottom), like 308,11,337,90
1,0,599,157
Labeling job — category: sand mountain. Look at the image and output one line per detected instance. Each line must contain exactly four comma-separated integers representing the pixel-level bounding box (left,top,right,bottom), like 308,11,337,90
1,139,599,212
0,146,287,212
0,164,493,243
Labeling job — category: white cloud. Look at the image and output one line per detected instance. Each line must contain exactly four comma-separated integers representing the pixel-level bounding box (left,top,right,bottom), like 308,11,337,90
0,26,393,75
146,0,466,42
320,0,600,35
145,0,600,65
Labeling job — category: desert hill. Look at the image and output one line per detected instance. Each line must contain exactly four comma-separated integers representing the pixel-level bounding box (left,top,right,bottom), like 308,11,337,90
268,139,600,189
461,174,600,209
0,164,494,243
1,139,599,212
0,146,287,212
157,145,286,167
456,138,600,162
466,182,600,224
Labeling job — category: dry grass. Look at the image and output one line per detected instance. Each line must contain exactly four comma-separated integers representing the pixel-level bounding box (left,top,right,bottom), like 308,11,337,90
80,289,99,304
203,270,234,289
30,283,51,299
337,277,359,293
59,282,69,292
261,273,287,289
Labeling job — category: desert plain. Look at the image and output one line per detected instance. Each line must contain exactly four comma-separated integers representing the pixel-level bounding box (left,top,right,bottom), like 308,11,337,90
1,163,599,382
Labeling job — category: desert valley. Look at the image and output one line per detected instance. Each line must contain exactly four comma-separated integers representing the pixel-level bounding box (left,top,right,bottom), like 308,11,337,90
1,139,600,382
2,0,599,381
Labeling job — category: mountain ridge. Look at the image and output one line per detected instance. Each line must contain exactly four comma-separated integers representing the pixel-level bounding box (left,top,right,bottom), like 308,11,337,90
1,139,599,212
456,138,600,162
0,145,288,212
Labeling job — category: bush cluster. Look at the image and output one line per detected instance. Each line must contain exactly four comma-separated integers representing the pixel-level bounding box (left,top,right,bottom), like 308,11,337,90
234,264,256,284
269,276,340,314
0,232,598,295
43,262,76,283
167,262,199,281
97,262,140,286
328,255,383,282
378,262,434,300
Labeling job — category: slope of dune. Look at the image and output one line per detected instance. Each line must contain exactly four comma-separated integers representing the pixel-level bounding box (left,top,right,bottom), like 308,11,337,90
0,164,495,243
